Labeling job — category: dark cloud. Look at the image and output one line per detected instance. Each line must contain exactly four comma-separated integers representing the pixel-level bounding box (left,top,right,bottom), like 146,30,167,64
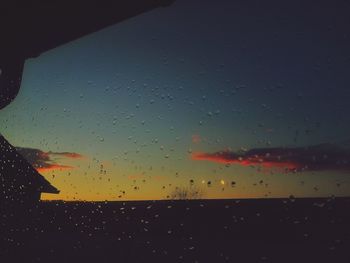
192,143,350,172
48,151,84,159
15,147,83,172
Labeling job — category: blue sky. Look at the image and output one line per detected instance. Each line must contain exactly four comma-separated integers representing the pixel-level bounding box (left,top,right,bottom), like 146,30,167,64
1,0,349,200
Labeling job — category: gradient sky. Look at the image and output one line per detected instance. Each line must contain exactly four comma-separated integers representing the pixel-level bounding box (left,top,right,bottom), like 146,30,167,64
1,0,350,201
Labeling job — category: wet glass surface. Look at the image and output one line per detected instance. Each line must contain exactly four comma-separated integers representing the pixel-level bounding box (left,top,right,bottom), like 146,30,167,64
1,0,350,262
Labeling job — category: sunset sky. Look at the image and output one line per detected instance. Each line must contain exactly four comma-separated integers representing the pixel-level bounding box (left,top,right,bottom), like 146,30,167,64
1,0,350,201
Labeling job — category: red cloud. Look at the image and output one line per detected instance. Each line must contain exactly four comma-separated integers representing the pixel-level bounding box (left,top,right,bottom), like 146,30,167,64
192,152,299,171
16,147,84,174
191,144,350,172
36,164,74,173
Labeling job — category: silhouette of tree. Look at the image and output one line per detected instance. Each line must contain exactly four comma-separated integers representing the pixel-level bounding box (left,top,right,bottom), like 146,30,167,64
169,186,204,200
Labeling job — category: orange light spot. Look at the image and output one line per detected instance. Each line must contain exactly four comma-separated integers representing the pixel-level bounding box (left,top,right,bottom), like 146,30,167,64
192,134,201,144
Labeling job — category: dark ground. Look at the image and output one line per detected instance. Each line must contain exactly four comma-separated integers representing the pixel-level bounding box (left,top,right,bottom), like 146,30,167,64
1,197,350,263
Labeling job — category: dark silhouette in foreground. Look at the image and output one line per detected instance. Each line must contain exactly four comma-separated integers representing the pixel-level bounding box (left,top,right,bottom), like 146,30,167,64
0,0,175,110
0,135,59,229
0,135,59,205
1,198,349,262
